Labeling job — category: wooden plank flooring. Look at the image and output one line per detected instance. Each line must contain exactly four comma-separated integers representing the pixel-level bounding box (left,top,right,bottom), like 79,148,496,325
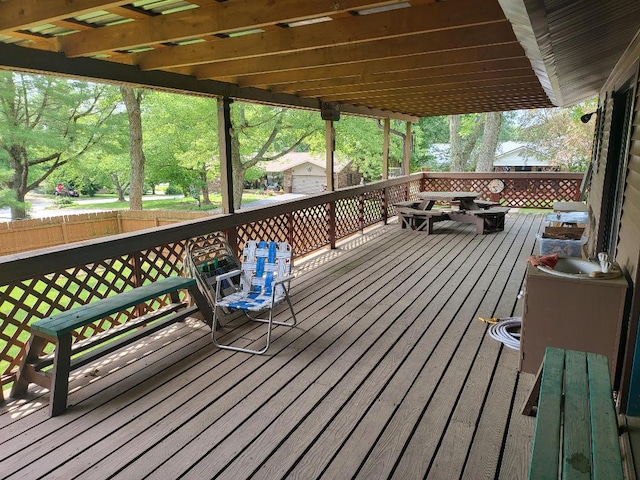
0,213,543,479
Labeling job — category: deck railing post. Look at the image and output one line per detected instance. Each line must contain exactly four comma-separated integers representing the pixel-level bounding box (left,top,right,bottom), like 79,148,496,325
225,227,239,258
382,186,389,225
327,200,336,249
358,193,365,232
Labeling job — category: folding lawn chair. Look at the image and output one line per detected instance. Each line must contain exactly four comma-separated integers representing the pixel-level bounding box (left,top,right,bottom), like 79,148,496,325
184,235,296,354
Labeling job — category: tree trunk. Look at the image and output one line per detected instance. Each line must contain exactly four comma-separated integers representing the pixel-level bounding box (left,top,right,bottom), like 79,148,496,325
8,145,29,219
449,115,464,172
475,112,502,172
198,168,211,204
231,132,245,210
120,86,145,211
111,173,127,202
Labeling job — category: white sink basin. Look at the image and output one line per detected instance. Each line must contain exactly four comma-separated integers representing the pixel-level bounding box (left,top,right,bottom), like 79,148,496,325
537,258,621,279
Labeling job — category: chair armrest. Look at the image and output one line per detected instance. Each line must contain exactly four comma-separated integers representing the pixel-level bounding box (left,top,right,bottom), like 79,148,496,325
215,269,242,282
273,274,295,286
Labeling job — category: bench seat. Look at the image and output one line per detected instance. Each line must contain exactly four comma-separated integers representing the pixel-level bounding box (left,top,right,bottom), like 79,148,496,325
525,347,624,479
473,200,501,209
448,208,507,234
11,275,210,417
396,207,451,233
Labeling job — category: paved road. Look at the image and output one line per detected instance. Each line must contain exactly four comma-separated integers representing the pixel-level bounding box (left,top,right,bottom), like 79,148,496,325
0,193,307,222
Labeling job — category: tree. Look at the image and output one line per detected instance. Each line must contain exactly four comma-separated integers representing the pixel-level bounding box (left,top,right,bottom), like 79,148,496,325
413,115,449,171
143,91,218,202
449,114,485,171
120,86,145,210
229,103,322,209
0,72,117,219
475,112,502,172
517,101,597,171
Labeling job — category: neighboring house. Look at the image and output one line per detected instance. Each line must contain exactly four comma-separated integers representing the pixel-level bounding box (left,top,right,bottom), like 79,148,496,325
426,142,553,171
492,141,554,172
261,152,363,194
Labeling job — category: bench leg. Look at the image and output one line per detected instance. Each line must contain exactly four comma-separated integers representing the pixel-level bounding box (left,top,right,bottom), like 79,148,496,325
521,363,543,416
11,334,48,397
414,217,436,234
49,334,73,417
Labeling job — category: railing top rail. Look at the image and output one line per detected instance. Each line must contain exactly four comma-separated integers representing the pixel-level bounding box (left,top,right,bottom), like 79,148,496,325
0,174,422,284
423,171,585,179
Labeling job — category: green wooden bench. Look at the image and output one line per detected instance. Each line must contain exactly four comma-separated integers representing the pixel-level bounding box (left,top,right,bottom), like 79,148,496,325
525,347,624,479
11,276,211,417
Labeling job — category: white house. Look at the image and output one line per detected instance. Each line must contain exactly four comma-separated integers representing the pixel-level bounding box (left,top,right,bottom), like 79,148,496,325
426,142,552,171
492,141,553,172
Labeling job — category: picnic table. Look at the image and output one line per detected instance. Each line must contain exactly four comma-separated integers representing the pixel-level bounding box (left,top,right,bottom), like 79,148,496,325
415,191,481,210
396,191,508,234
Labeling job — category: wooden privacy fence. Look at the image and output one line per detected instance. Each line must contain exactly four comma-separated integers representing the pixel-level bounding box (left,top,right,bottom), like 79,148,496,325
0,210,211,256
0,171,583,396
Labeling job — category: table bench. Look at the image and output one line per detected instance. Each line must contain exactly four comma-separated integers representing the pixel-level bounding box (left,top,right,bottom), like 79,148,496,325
11,276,210,417
523,347,624,479
396,207,451,233
448,207,508,234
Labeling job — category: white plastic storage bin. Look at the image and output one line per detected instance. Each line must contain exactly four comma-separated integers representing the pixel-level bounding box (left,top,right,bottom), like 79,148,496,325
537,234,587,258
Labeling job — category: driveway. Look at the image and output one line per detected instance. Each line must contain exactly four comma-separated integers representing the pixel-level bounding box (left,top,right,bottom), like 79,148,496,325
0,193,308,222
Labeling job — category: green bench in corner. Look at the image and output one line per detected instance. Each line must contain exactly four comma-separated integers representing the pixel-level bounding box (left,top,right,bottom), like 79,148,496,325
11,276,211,417
524,347,624,479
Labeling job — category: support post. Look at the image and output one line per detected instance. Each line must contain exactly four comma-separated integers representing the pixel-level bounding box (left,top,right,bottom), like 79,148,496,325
382,118,390,180
403,121,412,175
325,120,335,191
218,97,234,214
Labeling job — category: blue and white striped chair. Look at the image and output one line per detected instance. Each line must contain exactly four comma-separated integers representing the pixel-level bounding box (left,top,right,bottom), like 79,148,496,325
212,240,296,354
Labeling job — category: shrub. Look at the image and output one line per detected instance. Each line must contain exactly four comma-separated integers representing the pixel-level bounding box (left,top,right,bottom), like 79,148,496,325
165,184,183,195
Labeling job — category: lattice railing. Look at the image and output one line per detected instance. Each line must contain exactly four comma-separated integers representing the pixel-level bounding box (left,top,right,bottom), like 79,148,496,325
422,172,584,207
0,171,583,393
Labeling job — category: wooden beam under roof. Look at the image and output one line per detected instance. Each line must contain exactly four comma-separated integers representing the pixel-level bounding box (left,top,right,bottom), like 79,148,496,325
0,1,129,32
194,22,518,79
316,81,544,103
232,45,530,88
137,0,506,70
60,0,408,58
290,70,537,98
0,41,416,122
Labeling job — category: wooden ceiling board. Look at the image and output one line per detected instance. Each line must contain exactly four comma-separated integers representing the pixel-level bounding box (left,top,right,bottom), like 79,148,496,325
11,0,640,118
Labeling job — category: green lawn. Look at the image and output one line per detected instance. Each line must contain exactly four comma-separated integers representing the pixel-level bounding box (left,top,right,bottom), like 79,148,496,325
51,192,266,212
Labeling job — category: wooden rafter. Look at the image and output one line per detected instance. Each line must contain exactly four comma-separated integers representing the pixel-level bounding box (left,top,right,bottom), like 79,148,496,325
0,0,557,117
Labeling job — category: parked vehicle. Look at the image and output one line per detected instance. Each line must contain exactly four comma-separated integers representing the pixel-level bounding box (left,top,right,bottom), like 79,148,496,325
55,183,80,197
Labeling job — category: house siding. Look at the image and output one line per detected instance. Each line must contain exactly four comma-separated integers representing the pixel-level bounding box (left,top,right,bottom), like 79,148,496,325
591,30,640,413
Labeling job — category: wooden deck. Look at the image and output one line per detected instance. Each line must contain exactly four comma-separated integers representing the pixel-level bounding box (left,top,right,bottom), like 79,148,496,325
0,213,543,480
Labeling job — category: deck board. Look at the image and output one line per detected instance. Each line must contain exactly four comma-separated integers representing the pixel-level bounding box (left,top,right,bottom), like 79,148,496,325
0,214,543,479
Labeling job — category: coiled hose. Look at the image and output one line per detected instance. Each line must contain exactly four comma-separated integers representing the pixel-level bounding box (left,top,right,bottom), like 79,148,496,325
487,317,521,350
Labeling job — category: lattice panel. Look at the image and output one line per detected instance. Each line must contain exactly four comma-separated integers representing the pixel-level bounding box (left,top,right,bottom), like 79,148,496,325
387,184,410,216
424,176,581,208
236,215,290,253
335,196,361,239
0,247,185,381
292,205,330,256
362,190,384,228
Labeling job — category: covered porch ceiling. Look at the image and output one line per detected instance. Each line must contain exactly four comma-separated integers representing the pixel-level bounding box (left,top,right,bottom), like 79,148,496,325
0,0,639,119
